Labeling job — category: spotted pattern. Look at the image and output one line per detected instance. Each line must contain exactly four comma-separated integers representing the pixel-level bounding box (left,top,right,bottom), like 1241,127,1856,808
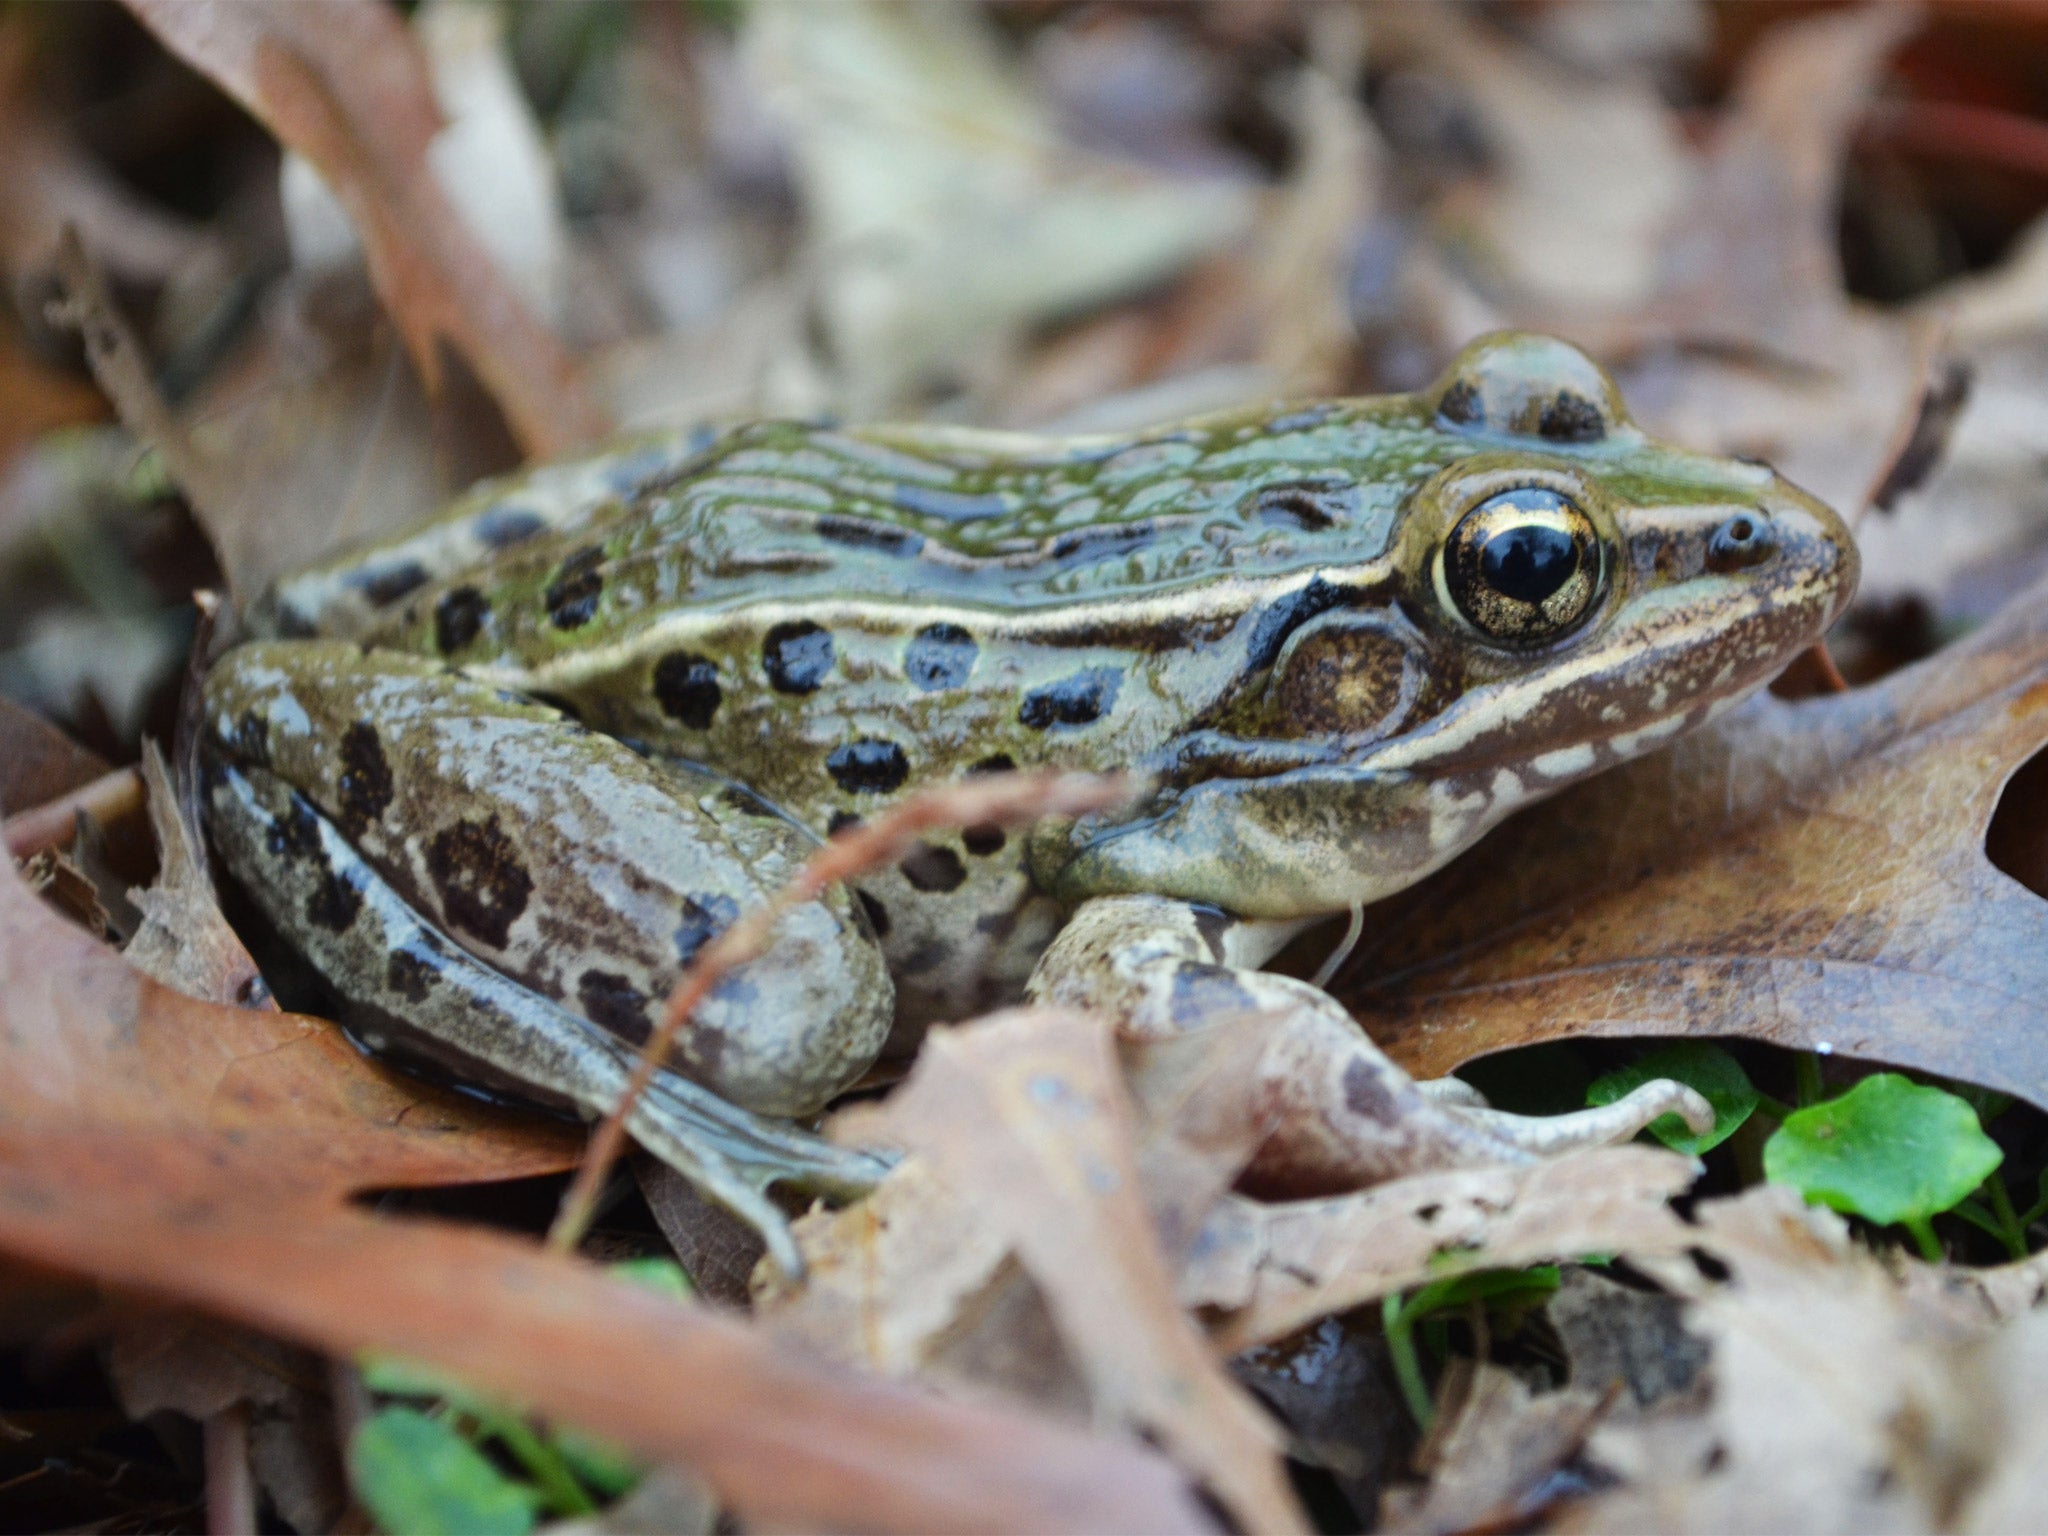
1539,392,1605,443
353,561,430,607
337,723,394,831
903,622,978,692
544,546,606,629
1019,668,1120,730
386,949,438,1002
899,842,966,893
674,893,740,967
962,823,1005,856
474,504,546,548
435,586,490,653
578,968,652,1041
652,650,722,729
425,815,534,948
856,889,891,938
764,621,835,693
827,738,909,793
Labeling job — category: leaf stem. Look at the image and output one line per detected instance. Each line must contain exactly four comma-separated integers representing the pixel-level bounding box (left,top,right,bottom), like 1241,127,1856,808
1793,1053,1825,1108
1986,1173,2028,1261
1902,1215,1944,1265
1382,1293,1435,1434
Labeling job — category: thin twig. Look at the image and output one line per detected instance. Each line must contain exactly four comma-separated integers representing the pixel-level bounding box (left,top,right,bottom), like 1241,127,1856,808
546,770,1140,1252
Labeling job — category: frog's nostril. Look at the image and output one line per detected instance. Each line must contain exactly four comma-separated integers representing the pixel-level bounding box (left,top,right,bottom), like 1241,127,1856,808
1706,511,1776,572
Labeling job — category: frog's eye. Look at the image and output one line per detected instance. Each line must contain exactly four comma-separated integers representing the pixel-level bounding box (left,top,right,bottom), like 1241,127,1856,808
1439,488,1604,645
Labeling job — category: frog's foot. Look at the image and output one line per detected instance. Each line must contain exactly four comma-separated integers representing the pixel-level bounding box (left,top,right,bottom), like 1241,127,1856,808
1433,1081,1713,1155
207,760,890,1276
1027,895,1703,1196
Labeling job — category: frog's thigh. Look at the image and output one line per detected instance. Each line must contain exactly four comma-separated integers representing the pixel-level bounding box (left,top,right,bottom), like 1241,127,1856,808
1026,895,1708,1192
204,641,893,1117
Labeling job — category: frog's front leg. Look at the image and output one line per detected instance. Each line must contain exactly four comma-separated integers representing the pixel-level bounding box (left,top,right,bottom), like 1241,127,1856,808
203,642,895,1269
1027,895,1711,1193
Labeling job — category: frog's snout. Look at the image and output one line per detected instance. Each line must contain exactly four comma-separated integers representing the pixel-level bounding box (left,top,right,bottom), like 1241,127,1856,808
1757,476,1860,630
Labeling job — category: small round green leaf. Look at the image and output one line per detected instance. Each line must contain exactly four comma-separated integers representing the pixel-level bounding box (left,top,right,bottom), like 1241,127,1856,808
1763,1073,2003,1227
350,1406,538,1536
1587,1041,1758,1155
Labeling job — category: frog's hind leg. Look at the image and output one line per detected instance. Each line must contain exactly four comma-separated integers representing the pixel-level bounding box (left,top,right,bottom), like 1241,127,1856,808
1027,895,1710,1194
202,642,895,1270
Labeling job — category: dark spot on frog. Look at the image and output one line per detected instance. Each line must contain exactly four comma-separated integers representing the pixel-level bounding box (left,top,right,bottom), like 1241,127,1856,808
674,893,741,967
685,1021,729,1080
425,815,534,949
904,622,978,691
1019,667,1120,730
544,545,607,629
435,585,490,653
899,939,953,975
855,889,891,938
337,723,394,830
1538,391,1606,444
970,753,1017,775
974,906,1018,941
1342,1057,1400,1121
1190,904,1231,961
962,823,1005,856
474,503,546,548
827,738,909,793
351,560,430,607
306,868,363,934
828,810,862,837
1250,482,1342,531
1245,574,1364,671
385,949,439,1003
900,842,965,892
1045,523,1154,565
814,514,924,556
764,620,835,693
267,796,323,863
577,969,652,1043
1168,962,1259,1030
1438,378,1482,427
653,649,722,728
232,711,270,768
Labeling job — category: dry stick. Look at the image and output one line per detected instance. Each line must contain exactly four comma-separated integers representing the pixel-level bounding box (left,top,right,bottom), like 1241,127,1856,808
546,770,1140,1253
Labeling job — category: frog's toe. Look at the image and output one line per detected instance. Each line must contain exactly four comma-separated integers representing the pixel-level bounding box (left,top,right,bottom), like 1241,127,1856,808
1443,1078,1715,1155
1415,1075,1489,1108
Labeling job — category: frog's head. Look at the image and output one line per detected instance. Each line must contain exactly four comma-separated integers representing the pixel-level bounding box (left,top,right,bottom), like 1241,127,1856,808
1041,332,1858,919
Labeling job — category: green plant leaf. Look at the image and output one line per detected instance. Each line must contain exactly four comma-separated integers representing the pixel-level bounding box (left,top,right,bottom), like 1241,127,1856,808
350,1406,539,1536
608,1256,692,1299
1763,1073,2003,1228
1587,1041,1758,1155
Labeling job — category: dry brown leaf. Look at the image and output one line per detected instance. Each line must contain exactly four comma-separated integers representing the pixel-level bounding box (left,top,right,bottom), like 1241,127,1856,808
822,1007,1307,1536
1341,567,2048,1109
0,694,108,816
1565,1187,2046,1534
1186,1147,1699,1354
121,743,264,1007
1382,1362,1605,1536
1647,5,1916,365
121,0,607,460
0,850,1216,1533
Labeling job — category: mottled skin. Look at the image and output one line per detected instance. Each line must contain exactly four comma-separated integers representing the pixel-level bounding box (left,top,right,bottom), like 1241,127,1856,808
203,334,1857,1260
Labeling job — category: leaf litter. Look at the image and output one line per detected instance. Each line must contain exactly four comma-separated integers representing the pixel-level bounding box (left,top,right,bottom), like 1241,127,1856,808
4,1,2048,1532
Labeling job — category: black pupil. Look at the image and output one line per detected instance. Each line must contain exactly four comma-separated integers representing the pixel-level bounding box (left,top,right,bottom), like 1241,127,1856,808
1479,523,1579,605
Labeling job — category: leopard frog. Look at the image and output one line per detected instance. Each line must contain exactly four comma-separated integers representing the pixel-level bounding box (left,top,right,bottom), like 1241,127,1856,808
200,333,1857,1269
